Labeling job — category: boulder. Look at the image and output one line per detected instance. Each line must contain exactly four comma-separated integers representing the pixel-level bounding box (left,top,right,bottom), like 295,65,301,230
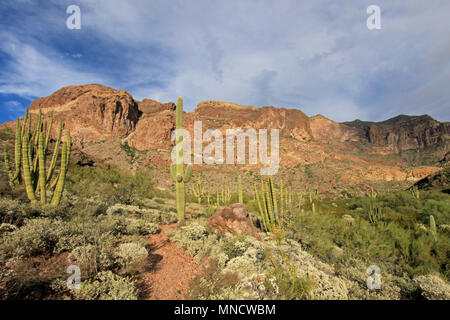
208,203,260,239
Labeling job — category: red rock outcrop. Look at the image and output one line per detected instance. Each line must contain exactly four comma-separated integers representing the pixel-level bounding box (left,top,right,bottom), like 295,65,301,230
208,203,261,239
29,84,139,148
310,115,361,142
344,115,450,152
191,101,313,141
1,84,448,184
124,99,175,150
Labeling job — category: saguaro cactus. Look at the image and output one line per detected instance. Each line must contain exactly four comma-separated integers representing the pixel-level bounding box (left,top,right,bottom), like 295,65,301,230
170,97,193,222
3,108,70,206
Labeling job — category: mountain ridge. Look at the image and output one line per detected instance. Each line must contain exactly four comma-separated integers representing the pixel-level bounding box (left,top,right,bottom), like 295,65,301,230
0,84,448,186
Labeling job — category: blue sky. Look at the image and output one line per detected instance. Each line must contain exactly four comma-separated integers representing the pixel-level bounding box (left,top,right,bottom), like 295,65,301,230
0,0,449,124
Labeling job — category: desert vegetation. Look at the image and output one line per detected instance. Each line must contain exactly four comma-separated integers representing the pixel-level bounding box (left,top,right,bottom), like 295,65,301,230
0,103,449,300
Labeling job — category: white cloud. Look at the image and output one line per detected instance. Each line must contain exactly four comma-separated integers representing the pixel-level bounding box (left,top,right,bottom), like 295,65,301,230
0,0,448,121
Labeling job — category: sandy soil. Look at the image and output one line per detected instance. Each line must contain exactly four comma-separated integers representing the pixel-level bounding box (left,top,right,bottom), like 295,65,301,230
137,224,206,300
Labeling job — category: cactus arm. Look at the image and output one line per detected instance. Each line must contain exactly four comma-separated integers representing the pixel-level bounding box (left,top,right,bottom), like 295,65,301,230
269,176,279,224
238,175,243,204
254,183,269,232
44,113,53,151
50,140,68,206
21,109,28,138
4,150,14,189
32,109,42,147
11,118,22,184
22,123,37,203
46,121,62,184
280,178,284,216
184,164,193,182
65,130,71,167
38,125,46,204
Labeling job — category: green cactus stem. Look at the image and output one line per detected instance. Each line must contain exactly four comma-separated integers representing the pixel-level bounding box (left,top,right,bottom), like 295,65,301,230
22,118,37,203
38,123,46,204
3,108,70,205
51,130,71,206
238,175,243,204
430,215,437,240
191,175,205,204
46,121,62,186
170,97,193,222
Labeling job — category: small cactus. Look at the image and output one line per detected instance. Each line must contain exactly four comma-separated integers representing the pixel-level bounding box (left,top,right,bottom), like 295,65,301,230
429,215,437,240
191,175,205,204
238,175,243,204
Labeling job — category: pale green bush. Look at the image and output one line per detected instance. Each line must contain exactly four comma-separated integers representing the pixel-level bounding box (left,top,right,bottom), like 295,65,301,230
125,218,158,235
67,244,115,276
0,218,66,259
0,223,17,234
0,198,28,225
169,222,218,260
414,274,450,300
115,242,148,275
106,204,141,216
74,271,138,300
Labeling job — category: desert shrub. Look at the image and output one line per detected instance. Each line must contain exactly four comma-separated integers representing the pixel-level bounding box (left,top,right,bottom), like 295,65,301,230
115,242,148,275
125,218,158,235
106,203,176,225
266,259,313,300
0,218,67,259
67,243,115,277
74,271,138,300
378,191,422,214
169,222,219,262
292,197,450,282
66,164,154,206
0,198,30,226
221,234,251,260
413,274,450,300
187,258,240,300
422,199,450,225
0,223,17,234
106,204,142,216
0,255,67,299
159,210,178,224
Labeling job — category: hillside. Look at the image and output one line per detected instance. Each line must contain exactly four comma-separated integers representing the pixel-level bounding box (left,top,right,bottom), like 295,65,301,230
1,84,447,196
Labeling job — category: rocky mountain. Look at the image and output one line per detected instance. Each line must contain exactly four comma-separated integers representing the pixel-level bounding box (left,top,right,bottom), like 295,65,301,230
1,84,448,186
29,84,139,149
343,115,450,152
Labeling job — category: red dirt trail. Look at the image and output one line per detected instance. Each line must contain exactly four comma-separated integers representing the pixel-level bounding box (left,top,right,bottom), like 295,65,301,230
137,224,206,300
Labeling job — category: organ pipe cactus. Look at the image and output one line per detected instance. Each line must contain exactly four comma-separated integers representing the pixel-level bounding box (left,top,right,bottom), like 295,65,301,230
170,97,193,222
238,175,243,204
254,176,295,233
191,175,205,204
3,108,70,206
254,176,281,232
4,118,22,188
